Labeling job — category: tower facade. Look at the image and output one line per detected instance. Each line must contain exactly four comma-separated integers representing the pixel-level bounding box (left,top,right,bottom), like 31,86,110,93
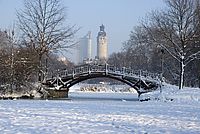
97,24,108,61
77,31,92,64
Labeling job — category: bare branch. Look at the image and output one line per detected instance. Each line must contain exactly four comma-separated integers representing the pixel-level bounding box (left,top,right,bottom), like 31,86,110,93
17,0,78,59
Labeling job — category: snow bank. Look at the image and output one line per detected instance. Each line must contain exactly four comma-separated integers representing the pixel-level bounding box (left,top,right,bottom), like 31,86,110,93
141,83,200,102
0,83,43,99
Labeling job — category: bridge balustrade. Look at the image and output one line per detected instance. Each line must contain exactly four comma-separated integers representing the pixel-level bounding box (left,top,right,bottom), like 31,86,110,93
58,69,68,77
90,64,105,72
47,64,160,83
107,66,116,73
123,68,134,75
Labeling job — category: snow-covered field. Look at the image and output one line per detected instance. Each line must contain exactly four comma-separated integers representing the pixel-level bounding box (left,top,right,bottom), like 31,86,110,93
0,84,200,134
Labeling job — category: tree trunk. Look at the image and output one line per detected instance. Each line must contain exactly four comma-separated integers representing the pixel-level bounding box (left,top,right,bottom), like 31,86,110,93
38,54,42,82
198,75,200,88
179,57,185,89
198,60,200,88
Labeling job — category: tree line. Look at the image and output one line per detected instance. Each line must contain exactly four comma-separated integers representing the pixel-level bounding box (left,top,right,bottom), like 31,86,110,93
0,0,76,93
108,0,200,89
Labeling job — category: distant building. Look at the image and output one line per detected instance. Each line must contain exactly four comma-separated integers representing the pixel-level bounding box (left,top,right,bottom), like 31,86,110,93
77,31,92,64
97,24,108,62
76,25,108,65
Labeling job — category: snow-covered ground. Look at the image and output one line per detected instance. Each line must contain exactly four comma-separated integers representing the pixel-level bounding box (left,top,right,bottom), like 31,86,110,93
0,84,200,134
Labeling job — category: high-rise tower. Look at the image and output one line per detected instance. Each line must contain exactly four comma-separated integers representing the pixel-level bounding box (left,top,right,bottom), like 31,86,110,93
97,24,108,61
77,31,92,64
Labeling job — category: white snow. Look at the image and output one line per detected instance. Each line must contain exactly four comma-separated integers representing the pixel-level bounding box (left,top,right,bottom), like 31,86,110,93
141,83,200,102
0,83,200,134
69,83,137,93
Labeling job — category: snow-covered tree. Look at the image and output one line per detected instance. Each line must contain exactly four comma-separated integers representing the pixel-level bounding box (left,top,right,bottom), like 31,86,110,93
143,0,200,89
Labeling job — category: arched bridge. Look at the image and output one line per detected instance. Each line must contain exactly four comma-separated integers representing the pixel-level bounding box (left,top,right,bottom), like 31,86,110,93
43,64,161,97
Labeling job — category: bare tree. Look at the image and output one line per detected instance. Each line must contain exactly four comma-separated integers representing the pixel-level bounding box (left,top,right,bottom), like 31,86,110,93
122,26,156,71
17,0,78,81
143,0,200,89
0,31,10,86
108,52,126,68
0,30,16,91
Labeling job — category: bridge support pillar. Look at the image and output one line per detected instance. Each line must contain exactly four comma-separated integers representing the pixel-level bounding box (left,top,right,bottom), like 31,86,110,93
47,88,69,98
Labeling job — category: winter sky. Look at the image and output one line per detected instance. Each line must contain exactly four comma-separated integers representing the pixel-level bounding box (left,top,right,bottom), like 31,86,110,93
0,0,165,60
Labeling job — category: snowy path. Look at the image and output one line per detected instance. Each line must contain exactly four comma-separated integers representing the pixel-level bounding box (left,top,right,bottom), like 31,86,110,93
0,92,200,134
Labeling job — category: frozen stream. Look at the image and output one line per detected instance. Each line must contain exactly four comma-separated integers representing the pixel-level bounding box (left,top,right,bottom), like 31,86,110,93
0,92,200,134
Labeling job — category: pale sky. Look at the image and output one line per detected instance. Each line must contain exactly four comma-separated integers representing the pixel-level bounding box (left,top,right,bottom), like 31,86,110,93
0,0,165,61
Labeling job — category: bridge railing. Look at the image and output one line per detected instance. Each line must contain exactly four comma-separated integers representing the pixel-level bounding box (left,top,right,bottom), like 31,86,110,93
90,64,105,72
74,65,88,74
50,64,160,82
107,65,160,81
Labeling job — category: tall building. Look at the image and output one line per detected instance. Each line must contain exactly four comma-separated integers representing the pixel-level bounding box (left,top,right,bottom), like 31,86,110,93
77,31,92,64
97,24,108,61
